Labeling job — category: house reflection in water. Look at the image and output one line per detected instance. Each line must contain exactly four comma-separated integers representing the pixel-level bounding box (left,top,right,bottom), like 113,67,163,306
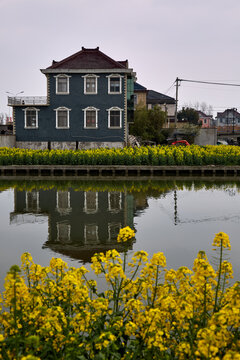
10,188,136,263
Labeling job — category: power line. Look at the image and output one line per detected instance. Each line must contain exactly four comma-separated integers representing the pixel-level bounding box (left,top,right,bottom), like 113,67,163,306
178,78,240,87
164,81,175,95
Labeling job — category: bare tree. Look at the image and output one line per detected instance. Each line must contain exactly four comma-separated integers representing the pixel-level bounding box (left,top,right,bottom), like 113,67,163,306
183,102,213,116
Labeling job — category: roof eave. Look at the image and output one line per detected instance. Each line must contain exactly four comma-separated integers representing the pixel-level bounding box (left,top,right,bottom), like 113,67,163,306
147,99,175,105
41,68,135,75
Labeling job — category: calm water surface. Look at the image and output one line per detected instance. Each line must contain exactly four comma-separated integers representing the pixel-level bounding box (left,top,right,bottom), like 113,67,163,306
1,179,240,288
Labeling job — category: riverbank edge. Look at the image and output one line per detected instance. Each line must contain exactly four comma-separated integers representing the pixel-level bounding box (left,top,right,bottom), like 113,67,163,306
0,164,240,179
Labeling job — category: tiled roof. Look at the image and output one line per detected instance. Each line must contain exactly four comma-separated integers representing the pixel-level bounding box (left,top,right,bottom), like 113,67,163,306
197,110,213,118
147,90,175,104
134,82,147,91
47,47,128,70
217,108,240,118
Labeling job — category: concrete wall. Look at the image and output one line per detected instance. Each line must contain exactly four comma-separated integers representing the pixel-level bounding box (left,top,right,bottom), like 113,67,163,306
15,141,124,150
16,141,48,149
78,142,124,149
194,128,217,145
0,135,16,148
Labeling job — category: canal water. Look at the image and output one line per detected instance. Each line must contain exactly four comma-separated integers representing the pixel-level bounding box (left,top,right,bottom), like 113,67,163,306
1,179,240,288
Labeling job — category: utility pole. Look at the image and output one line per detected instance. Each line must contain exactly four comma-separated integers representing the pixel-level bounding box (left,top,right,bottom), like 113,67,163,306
174,77,180,127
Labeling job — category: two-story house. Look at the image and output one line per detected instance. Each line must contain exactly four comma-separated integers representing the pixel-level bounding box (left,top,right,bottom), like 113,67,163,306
197,111,213,128
216,108,240,133
133,82,176,125
8,47,135,149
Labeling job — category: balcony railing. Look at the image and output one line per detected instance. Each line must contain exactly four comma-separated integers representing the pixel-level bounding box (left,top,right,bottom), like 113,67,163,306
8,96,48,106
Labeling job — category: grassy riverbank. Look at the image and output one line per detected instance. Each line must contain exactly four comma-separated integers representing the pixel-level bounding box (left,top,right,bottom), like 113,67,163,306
0,230,240,359
0,145,240,166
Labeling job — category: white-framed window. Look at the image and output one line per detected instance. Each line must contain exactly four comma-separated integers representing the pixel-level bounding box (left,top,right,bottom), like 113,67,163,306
23,107,39,129
83,106,99,129
57,222,71,243
84,191,98,213
108,222,122,241
55,74,70,94
108,192,122,213
56,191,71,215
25,190,40,212
107,107,123,128
82,74,99,94
107,74,123,94
54,107,71,129
84,224,99,244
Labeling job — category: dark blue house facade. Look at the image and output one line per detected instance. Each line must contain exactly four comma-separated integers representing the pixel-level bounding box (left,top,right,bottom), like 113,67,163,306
9,47,135,149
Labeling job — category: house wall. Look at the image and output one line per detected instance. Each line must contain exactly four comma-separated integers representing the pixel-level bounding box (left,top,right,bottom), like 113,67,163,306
14,73,129,147
135,92,146,106
12,189,135,262
147,103,175,117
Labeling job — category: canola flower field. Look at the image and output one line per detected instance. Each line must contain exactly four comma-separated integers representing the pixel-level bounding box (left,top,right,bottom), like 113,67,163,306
1,229,240,359
0,145,240,166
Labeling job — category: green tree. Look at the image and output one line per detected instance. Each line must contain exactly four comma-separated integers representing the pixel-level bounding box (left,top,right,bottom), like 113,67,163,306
177,107,200,125
130,106,166,144
181,123,201,144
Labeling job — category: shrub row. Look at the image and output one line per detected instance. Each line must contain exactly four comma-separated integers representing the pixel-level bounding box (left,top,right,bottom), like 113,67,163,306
0,145,240,166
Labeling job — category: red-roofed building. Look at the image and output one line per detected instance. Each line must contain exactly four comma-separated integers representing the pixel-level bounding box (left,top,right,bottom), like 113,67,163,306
8,47,136,149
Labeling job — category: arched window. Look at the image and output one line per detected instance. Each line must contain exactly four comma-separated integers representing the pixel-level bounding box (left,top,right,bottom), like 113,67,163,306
82,106,99,128
54,107,71,129
106,74,123,94
55,74,71,94
82,74,99,94
106,106,123,128
23,107,39,129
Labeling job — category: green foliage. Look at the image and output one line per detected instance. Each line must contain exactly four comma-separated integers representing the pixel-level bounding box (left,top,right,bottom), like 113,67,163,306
181,123,201,144
0,145,239,167
129,106,166,143
177,107,200,125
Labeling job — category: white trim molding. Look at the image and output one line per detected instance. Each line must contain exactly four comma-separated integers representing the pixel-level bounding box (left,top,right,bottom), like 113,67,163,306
83,191,98,214
41,68,135,75
57,222,71,243
108,222,122,242
54,106,71,129
54,74,71,94
84,224,99,244
25,190,40,212
108,192,122,213
82,74,99,94
56,191,72,214
106,106,123,128
106,74,123,94
82,106,99,129
23,107,40,129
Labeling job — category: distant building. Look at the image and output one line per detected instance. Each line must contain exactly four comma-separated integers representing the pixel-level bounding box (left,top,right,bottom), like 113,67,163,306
197,111,214,128
216,108,240,133
134,83,176,124
134,83,147,107
8,47,136,150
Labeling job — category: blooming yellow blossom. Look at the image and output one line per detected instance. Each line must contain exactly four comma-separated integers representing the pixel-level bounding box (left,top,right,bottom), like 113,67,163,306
117,226,135,243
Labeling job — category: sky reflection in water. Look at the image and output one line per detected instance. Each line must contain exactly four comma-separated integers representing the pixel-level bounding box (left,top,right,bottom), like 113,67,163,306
0,180,240,289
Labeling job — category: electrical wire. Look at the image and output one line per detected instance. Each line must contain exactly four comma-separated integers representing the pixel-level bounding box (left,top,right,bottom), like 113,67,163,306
178,78,240,87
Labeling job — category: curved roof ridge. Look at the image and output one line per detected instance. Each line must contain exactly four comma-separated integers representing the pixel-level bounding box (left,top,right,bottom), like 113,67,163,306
47,47,127,70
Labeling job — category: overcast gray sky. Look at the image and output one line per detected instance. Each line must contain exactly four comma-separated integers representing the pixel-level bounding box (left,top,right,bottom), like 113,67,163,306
1,0,240,116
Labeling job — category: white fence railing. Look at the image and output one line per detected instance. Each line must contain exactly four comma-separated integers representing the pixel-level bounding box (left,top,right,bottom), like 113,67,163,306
8,96,48,106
